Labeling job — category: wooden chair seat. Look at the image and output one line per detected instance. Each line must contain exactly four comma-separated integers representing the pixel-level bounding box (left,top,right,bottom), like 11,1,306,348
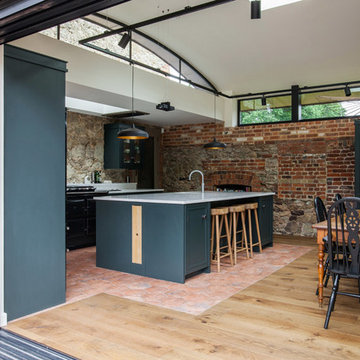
244,203,258,210
229,204,246,213
211,207,229,216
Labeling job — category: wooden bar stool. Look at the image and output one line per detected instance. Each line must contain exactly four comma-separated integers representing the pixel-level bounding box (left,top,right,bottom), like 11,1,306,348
229,204,249,263
210,207,233,272
244,203,262,258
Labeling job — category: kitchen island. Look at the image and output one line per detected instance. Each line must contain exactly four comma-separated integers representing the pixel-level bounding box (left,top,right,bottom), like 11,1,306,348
95,191,274,283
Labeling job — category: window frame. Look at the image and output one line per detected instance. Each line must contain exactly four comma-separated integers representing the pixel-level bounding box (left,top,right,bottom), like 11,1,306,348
237,85,360,126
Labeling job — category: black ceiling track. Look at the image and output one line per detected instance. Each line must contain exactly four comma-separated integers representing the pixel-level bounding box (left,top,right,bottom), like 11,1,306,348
79,0,235,44
0,0,132,45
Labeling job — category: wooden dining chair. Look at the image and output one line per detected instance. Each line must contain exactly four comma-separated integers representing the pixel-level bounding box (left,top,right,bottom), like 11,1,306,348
324,197,360,329
334,193,345,215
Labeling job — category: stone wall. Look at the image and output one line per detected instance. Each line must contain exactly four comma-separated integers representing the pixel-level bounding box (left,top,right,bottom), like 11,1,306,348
67,111,129,184
161,118,357,237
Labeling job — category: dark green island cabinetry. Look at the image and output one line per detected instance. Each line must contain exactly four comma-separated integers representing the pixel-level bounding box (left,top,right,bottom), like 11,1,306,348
95,192,274,283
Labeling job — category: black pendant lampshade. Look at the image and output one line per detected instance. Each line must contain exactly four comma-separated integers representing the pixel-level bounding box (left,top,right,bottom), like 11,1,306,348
251,0,261,19
117,123,149,139
117,65,149,140
204,138,226,150
204,95,226,150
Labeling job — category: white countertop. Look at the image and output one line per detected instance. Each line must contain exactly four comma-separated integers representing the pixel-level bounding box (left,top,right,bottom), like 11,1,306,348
94,191,275,205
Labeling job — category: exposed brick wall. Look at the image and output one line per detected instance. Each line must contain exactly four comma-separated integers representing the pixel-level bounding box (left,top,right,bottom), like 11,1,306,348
161,118,357,237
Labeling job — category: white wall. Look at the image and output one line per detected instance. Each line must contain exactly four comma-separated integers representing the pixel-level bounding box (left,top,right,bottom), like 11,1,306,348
11,33,235,127
0,44,7,326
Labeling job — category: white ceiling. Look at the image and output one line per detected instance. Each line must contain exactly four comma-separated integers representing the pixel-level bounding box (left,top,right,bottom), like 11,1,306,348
99,0,360,94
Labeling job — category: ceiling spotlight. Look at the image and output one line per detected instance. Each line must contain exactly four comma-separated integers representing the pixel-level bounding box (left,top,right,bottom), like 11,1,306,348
344,85,352,97
251,0,261,19
118,32,131,49
261,95,266,106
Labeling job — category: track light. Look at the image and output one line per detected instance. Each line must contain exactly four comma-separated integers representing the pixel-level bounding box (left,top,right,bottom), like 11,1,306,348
261,95,266,106
344,85,352,97
118,32,131,49
251,0,261,19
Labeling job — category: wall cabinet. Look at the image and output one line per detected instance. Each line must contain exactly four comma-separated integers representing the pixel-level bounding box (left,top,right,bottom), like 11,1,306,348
104,123,144,169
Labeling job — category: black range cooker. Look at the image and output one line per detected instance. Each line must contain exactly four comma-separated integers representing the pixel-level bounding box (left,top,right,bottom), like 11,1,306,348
66,185,109,250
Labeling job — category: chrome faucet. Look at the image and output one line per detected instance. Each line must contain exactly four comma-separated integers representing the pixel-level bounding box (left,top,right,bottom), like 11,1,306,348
189,170,205,193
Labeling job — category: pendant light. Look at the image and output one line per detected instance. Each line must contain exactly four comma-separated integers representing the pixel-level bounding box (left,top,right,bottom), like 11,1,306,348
117,63,149,140
204,94,226,150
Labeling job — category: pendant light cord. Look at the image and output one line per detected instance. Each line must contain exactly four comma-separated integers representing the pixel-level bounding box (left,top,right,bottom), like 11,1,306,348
131,64,134,123
214,94,216,137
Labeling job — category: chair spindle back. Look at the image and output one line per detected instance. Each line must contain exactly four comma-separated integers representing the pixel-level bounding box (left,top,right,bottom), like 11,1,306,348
328,197,360,277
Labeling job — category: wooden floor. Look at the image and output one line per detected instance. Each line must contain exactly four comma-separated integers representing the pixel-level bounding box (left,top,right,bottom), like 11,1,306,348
7,236,360,360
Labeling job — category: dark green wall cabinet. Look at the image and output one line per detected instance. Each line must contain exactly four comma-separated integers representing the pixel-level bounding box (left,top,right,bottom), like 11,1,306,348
4,45,67,320
104,123,144,169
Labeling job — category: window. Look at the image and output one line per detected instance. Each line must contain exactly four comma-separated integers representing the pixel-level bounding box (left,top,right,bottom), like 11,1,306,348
238,85,360,125
39,16,215,93
300,88,360,120
240,94,291,125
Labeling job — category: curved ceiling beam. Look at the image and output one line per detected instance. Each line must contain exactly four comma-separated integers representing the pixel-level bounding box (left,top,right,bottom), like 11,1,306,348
88,13,218,93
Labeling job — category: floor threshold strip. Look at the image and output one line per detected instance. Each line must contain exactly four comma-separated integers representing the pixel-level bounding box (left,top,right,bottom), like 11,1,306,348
0,329,78,360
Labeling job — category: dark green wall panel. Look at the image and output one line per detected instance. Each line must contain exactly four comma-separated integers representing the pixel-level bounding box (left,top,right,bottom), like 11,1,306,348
4,45,66,320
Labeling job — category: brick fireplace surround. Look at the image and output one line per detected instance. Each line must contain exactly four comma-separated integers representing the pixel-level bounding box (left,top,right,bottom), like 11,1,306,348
161,118,356,237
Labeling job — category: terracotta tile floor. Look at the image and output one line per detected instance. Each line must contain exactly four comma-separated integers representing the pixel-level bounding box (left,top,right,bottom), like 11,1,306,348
66,244,311,315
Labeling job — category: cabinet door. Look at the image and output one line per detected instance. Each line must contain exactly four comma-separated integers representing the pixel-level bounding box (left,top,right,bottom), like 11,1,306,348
185,204,210,275
257,196,273,247
120,139,132,168
104,124,123,169
104,124,144,169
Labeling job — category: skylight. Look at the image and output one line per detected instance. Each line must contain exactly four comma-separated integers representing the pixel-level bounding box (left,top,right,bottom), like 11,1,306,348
65,97,128,116
249,0,303,11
